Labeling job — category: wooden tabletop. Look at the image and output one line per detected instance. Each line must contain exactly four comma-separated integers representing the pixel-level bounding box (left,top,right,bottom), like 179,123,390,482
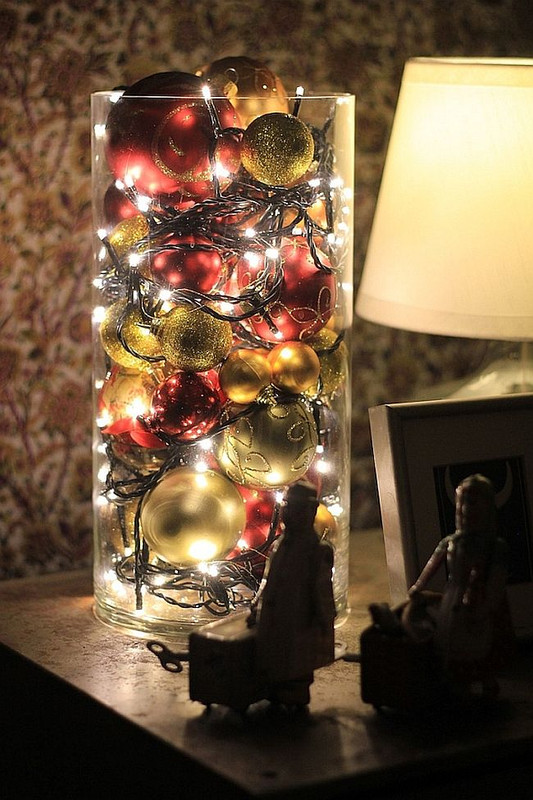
1,530,532,799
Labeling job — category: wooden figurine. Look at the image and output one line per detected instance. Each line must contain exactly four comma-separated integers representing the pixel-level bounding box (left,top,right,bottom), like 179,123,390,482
188,481,336,711
250,480,336,706
360,474,513,711
405,473,511,697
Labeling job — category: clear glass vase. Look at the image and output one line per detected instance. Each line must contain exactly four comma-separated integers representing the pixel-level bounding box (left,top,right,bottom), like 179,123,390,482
91,81,355,640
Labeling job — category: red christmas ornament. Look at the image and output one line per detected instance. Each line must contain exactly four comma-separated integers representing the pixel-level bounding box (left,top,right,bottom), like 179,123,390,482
103,183,139,227
150,234,226,292
146,370,223,441
105,72,242,204
226,487,280,572
237,239,337,342
103,416,167,449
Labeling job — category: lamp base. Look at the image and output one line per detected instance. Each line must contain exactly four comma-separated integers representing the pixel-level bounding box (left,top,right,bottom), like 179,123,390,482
420,342,533,400
451,341,533,398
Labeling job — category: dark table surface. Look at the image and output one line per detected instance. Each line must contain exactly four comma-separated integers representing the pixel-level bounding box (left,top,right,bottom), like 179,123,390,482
1,529,532,799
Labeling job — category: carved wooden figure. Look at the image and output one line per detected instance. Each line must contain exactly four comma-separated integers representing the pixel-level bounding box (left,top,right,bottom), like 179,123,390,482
361,474,513,711
188,481,336,710
406,473,511,696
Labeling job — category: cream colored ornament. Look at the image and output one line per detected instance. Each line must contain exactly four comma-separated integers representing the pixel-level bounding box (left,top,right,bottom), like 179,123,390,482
140,468,245,566
197,56,289,127
218,399,318,489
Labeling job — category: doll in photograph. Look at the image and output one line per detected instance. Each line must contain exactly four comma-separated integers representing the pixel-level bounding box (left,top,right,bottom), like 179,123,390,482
404,474,513,697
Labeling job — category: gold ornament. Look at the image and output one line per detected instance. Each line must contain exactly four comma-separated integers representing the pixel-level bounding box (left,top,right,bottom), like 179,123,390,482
219,349,271,404
307,328,348,396
268,341,320,394
218,398,318,489
157,305,233,371
107,214,150,258
140,468,245,566
241,113,314,186
314,503,338,546
197,56,289,127
99,300,162,370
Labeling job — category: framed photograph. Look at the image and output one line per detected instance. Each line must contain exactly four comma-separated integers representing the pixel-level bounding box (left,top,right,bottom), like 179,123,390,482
369,393,533,638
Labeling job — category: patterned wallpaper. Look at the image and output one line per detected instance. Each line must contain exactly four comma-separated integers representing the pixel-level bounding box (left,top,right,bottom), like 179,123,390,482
1,0,531,578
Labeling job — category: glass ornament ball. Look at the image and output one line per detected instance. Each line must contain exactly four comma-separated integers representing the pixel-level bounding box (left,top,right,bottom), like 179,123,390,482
239,486,279,546
219,348,272,404
105,71,241,203
237,239,337,342
157,305,233,372
103,184,140,227
307,327,348,396
150,234,225,293
268,341,321,394
99,300,162,370
97,365,156,424
197,56,289,127
108,439,168,473
146,370,223,441
241,113,314,186
106,214,150,259
218,398,318,489
226,486,281,571
140,468,246,567
97,365,165,449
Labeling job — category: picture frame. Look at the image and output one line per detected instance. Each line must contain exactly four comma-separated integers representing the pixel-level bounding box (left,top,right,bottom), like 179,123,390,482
369,393,533,638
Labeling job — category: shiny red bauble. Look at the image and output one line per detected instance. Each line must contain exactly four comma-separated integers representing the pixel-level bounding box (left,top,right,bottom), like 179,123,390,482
146,370,223,441
150,234,225,292
237,239,337,342
240,486,279,547
226,487,281,571
103,184,139,227
105,72,242,204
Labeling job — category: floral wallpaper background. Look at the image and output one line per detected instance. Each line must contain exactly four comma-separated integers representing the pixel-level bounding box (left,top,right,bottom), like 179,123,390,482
0,0,531,579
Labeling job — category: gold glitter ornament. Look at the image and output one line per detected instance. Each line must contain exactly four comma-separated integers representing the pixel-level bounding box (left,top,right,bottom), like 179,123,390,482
219,349,271,404
268,341,320,395
218,398,318,489
99,300,162,370
157,305,232,371
107,214,150,258
241,113,314,186
307,328,348,396
140,468,245,566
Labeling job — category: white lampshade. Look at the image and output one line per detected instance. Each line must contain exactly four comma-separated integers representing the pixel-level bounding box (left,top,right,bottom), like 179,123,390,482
356,58,533,341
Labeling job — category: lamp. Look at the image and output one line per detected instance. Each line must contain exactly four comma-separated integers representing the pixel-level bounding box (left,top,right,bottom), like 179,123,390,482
356,57,533,397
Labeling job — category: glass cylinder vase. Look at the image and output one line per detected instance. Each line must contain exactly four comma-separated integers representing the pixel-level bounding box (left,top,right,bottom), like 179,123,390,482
91,82,355,640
